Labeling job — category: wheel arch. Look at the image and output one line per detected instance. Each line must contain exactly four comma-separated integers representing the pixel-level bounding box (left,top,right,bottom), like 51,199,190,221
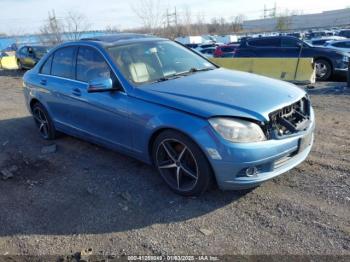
29,98,41,112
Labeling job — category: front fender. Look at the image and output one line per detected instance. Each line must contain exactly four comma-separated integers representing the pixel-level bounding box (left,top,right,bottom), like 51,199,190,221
128,97,219,164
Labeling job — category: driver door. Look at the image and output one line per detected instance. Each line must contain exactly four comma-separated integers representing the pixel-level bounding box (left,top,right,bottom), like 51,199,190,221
70,46,132,151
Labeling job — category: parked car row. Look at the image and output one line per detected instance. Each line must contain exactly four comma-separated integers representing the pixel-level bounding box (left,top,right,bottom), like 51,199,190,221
233,36,349,81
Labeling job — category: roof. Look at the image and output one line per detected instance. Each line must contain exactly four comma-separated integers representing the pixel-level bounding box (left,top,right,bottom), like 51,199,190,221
80,33,159,44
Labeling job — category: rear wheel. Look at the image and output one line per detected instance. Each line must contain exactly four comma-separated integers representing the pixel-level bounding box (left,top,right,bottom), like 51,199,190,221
152,130,213,196
32,103,57,140
315,59,332,81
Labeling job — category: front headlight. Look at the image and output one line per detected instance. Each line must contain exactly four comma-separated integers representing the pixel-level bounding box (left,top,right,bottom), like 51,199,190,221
343,56,349,63
209,117,266,143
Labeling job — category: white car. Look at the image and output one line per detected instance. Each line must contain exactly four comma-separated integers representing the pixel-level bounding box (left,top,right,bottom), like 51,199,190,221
324,40,350,53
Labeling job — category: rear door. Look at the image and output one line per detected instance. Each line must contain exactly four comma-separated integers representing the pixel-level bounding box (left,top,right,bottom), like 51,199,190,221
39,46,80,128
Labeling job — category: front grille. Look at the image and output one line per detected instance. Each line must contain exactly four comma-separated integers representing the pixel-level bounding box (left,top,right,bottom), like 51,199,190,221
269,97,311,137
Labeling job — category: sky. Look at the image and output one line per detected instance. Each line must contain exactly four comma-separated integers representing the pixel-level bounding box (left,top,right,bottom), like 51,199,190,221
0,0,349,35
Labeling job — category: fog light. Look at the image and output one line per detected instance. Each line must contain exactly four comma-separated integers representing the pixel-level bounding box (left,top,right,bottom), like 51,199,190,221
245,167,258,177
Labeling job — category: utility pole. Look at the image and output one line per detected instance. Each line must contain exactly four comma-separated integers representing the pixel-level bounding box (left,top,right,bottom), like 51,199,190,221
263,3,277,19
174,7,178,26
166,7,178,27
166,9,170,28
272,2,277,17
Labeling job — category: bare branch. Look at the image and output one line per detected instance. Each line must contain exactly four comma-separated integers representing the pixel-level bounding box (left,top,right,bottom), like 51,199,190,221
39,10,64,45
65,11,91,41
131,0,166,34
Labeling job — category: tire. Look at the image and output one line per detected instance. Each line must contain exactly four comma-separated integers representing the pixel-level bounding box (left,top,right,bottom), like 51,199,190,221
31,102,57,140
17,59,23,70
152,130,214,196
315,59,332,81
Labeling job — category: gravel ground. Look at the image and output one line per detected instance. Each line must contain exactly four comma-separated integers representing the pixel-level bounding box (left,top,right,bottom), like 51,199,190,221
0,70,349,258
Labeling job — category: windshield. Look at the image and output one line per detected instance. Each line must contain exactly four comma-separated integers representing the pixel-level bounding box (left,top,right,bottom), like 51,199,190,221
108,40,216,85
32,46,49,57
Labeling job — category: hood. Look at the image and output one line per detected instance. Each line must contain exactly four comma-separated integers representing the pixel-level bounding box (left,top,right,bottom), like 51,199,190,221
311,46,349,57
131,68,306,122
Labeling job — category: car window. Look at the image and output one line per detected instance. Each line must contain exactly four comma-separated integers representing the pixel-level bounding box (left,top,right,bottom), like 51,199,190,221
339,31,350,38
40,55,53,75
281,38,300,47
312,40,326,46
201,49,214,54
248,38,280,47
108,40,215,85
76,47,111,82
221,47,235,52
19,47,28,55
51,47,75,79
333,42,350,48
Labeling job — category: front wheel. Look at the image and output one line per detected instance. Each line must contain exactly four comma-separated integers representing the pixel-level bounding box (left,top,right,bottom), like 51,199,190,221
315,59,332,81
152,130,214,196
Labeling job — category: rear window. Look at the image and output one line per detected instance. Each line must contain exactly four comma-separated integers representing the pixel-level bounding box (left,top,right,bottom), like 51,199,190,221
51,47,75,79
248,38,280,47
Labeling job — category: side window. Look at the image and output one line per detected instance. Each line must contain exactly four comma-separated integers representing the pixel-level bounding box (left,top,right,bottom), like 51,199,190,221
51,47,75,79
248,38,280,47
76,47,111,82
19,47,28,55
221,47,235,52
281,38,299,47
312,40,324,46
40,55,53,75
334,42,348,48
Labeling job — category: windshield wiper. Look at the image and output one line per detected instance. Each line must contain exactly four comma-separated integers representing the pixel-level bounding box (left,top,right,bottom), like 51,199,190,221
189,67,215,73
153,67,215,83
175,67,215,76
153,75,182,83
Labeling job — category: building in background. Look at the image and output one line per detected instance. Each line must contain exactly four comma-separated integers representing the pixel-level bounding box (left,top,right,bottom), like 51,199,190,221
243,8,350,32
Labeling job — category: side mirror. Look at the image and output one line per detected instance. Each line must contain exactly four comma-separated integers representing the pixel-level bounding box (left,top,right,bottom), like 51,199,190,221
87,78,120,93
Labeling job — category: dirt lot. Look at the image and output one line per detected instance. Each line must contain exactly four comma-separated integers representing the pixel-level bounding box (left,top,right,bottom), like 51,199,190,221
0,70,349,258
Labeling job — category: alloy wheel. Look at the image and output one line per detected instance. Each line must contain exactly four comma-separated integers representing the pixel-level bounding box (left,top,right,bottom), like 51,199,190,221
33,107,50,139
315,62,328,78
156,139,199,192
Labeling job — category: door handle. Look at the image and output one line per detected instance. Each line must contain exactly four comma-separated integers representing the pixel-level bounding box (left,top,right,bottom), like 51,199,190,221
40,79,47,86
72,88,81,96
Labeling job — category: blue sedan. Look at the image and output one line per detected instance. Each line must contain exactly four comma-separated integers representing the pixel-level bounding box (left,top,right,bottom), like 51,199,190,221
23,34,315,196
